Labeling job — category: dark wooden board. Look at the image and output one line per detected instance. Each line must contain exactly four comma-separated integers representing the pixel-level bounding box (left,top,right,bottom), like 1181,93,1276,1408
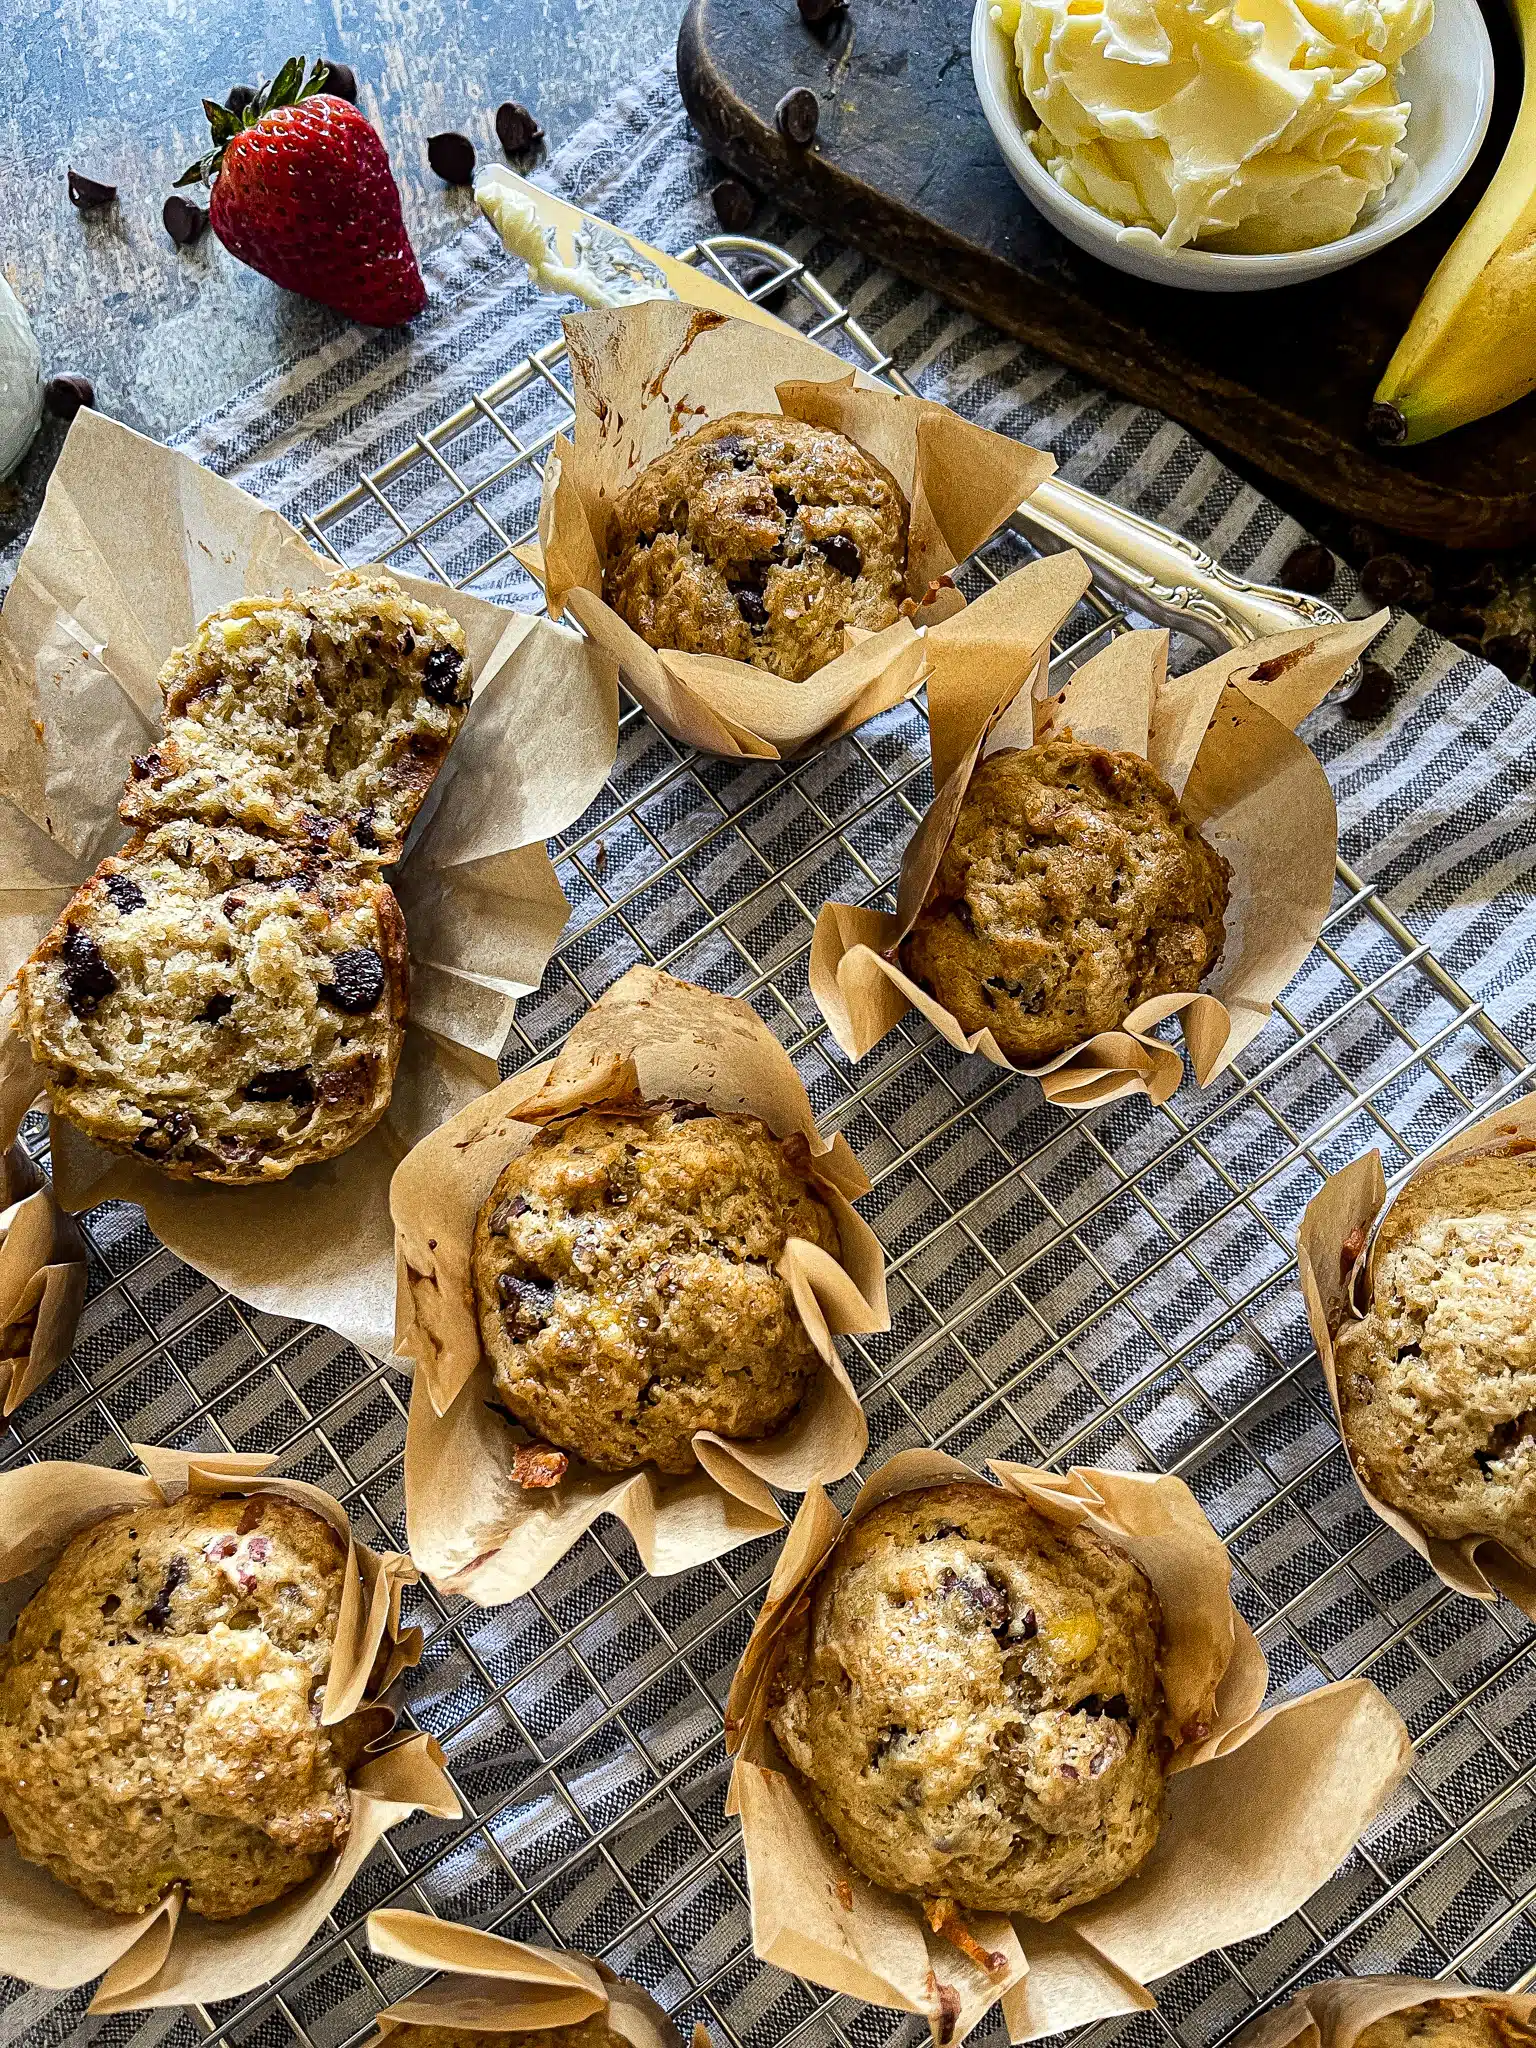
678,0,1534,547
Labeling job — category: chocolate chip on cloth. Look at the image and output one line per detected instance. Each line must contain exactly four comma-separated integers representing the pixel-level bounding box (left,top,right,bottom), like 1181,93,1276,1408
0,1493,369,1920
601,411,909,683
766,1480,1168,1917
1336,1152,1536,1570
13,822,407,1184
118,567,473,861
471,1101,843,1473
898,741,1230,1066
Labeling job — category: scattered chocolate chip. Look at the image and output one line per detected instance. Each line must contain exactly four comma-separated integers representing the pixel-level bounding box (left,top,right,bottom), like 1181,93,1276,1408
1017,1607,1038,1639
428,131,476,185
61,926,117,1015
162,194,208,246
67,168,117,209
1485,632,1533,681
421,645,468,705
498,1270,557,1338
732,256,790,313
130,749,161,780
667,1101,714,1123
142,1553,189,1630
938,1566,1011,1632
244,1068,314,1105
48,1667,78,1703
320,946,386,1013
353,805,379,850
44,374,94,422
1340,659,1396,722
711,177,757,232
1280,541,1334,595
798,0,848,20
775,86,820,146
321,59,358,102
1360,553,1417,606
1365,402,1407,448
222,891,246,920
495,100,544,155
102,873,145,915
733,583,770,628
226,84,258,115
197,992,235,1025
773,484,798,519
818,533,862,578
237,1497,268,1534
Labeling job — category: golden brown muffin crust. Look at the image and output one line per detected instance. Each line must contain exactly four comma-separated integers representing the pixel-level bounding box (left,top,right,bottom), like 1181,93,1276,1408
391,2020,635,2048
1356,2000,1536,2048
602,412,909,683
0,1494,366,1920
472,1101,842,1474
899,740,1230,1065
766,1480,1168,1918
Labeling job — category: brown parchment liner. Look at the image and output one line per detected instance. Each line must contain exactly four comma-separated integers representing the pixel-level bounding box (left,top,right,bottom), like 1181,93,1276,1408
0,1446,461,2012
0,408,620,1361
725,1447,1413,2047
809,590,1390,1108
0,1137,86,1415
392,963,889,1601
363,1906,706,2048
524,296,1057,761
1296,1091,1536,1621
1235,1976,1536,2048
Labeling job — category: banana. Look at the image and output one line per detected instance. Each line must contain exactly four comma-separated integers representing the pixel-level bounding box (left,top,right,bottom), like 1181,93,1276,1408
1369,0,1536,446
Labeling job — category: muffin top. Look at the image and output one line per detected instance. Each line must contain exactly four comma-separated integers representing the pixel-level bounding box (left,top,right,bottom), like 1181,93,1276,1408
1355,2001,1536,2048
602,412,909,684
898,740,1230,1065
120,567,472,861
13,821,407,1184
0,1493,365,1920
766,1480,1168,1919
472,1101,842,1475
386,2020,637,2048
1337,1151,1536,1569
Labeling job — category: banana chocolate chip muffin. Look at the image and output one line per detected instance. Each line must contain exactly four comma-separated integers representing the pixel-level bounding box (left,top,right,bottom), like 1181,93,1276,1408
14,821,407,1183
767,1480,1168,1919
387,2023,636,2048
472,1100,843,1474
602,412,909,684
120,568,472,860
1337,1151,1536,1568
899,741,1230,1065
1354,2003,1536,2048
0,1493,367,1920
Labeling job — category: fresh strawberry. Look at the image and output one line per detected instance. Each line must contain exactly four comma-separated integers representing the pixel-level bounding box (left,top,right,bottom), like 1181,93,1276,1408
179,58,426,327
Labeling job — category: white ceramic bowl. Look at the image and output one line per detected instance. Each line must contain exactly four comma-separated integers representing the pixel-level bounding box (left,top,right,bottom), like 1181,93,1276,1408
971,0,1495,292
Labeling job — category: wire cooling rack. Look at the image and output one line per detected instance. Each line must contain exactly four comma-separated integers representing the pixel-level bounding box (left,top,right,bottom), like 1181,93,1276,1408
5,237,1536,2048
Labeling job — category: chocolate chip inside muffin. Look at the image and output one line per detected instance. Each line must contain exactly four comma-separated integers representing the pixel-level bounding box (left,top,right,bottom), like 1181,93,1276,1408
899,740,1231,1065
767,1480,1167,1919
0,1494,368,1920
1355,2002,1536,2048
471,1100,843,1474
602,412,909,683
388,2022,635,2048
119,567,472,860
1337,1151,1536,1569
13,821,407,1184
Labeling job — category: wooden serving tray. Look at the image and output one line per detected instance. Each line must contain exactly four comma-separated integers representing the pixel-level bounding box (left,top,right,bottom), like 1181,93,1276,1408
678,0,1534,547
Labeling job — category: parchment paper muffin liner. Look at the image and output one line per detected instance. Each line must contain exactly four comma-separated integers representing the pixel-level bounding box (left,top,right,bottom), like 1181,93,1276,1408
392,963,889,1602
1296,1090,1536,1620
0,1138,86,1416
1234,1976,1536,2048
809,595,1388,1108
0,1446,460,2011
364,1907,704,2048
0,409,620,1360
725,1447,1412,2047
525,296,1057,760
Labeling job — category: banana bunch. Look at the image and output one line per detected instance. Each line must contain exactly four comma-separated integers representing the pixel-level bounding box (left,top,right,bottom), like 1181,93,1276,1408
1370,0,1536,446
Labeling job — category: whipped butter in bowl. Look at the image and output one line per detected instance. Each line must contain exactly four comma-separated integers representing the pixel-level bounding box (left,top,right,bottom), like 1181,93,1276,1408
972,0,1494,288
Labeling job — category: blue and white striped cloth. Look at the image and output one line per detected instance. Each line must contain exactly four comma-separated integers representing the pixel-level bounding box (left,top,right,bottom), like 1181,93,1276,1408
83,59,1536,1063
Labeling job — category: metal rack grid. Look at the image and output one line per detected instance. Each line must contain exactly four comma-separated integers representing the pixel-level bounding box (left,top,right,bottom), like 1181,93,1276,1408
5,237,1536,2048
